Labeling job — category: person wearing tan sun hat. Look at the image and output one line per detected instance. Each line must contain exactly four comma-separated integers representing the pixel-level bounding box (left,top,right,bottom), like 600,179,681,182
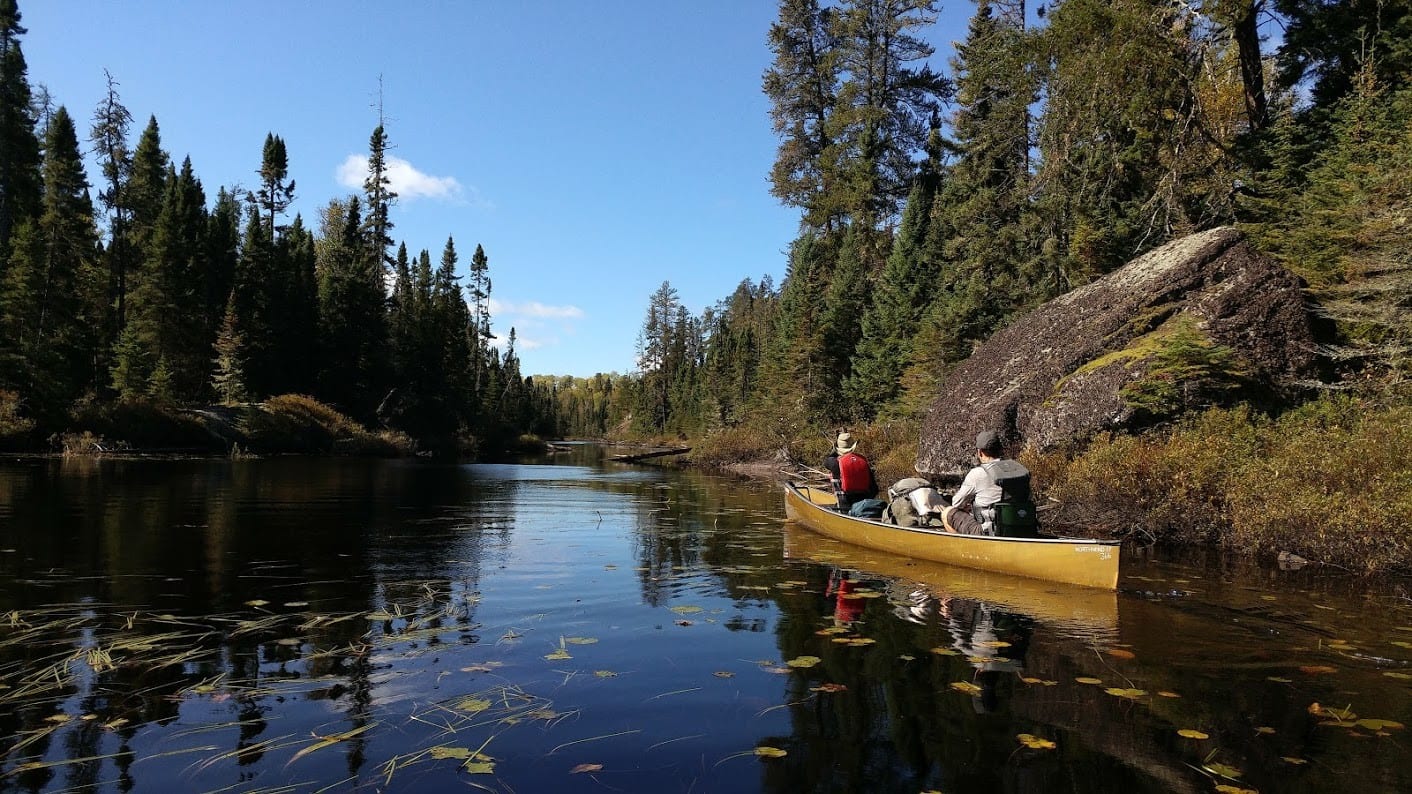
822,430,878,512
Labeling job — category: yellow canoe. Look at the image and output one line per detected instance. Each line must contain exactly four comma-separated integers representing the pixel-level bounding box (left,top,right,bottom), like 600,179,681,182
783,482,1121,590
783,525,1118,636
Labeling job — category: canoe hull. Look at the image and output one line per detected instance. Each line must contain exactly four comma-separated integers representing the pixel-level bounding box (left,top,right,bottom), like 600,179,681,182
784,483,1120,590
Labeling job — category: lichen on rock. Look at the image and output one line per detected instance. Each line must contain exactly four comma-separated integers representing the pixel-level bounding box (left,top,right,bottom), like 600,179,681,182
915,228,1315,478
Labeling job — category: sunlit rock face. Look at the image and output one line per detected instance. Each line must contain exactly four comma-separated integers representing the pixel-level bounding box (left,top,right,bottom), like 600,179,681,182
915,227,1315,479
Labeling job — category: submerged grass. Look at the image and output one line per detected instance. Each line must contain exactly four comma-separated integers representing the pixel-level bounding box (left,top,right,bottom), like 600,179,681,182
0,578,571,786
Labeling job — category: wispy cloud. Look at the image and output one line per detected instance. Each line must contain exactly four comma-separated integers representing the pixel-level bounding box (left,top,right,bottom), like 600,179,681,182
336,154,464,201
490,299,585,320
487,299,581,359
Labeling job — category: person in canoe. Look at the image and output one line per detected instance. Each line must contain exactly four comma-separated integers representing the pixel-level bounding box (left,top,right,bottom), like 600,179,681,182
941,430,1037,536
823,431,879,513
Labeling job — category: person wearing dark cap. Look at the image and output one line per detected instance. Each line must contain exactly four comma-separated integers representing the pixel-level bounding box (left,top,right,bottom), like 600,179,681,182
942,430,1007,535
823,431,878,511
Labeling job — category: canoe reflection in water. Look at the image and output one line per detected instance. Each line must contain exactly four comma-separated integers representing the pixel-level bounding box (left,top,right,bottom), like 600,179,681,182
784,524,1118,643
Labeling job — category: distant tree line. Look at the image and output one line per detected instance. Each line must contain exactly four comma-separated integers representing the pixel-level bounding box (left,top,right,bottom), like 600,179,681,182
548,0,1412,442
0,0,557,450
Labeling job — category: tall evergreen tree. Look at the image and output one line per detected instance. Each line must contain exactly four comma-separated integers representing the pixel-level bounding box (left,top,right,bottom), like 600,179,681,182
827,0,950,228
0,0,41,269
755,232,835,424
765,0,844,230
90,70,133,344
362,124,396,270
125,116,169,260
204,187,240,346
0,106,102,409
251,133,294,236
845,115,943,418
919,0,1038,369
315,196,385,418
466,242,492,420
432,236,472,437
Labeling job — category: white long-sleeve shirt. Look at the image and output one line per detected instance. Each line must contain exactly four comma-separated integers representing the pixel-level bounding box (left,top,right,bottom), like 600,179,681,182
952,461,1004,513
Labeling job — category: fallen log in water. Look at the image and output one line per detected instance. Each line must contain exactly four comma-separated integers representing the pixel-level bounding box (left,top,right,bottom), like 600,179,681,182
609,447,691,463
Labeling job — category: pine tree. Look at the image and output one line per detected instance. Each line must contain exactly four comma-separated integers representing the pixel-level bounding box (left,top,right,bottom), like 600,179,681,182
0,0,41,268
764,0,843,230
827,0,950,228
251,132,294,236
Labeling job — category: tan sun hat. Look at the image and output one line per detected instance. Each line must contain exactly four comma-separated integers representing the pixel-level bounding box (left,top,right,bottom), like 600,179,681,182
836,432,858,454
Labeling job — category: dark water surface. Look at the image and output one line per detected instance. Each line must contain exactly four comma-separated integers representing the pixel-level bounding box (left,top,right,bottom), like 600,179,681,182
0,449,1409,793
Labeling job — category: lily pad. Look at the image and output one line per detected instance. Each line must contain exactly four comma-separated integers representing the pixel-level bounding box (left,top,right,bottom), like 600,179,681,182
455,697,492,713
755,746,787,758
1017,733,1056,750
1177,729,1208,740
786,655,821,668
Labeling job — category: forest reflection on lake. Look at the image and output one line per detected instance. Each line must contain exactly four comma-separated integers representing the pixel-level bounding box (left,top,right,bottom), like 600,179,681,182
0,449,1409,792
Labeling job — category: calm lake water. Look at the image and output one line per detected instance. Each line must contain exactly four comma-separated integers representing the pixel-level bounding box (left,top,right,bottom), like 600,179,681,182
0,447,1409,793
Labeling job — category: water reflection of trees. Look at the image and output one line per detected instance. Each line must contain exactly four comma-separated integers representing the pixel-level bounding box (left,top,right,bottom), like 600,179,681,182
0,457,499,789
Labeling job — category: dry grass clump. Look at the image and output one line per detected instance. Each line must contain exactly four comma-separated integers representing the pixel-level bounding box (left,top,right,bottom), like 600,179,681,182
245,394,411,456
1226,399,1412,574
689,425,782,466
1035,406,1261,542
1037,397,1412,574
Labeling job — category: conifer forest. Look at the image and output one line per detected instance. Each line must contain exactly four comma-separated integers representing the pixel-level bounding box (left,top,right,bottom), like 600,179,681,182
3,0,1411,456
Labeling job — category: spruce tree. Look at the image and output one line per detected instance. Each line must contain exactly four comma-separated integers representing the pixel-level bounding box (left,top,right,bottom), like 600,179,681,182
0,106,102,409
918,0,1038,371
844,117,943,418
211,294,247,405
0,0,41,268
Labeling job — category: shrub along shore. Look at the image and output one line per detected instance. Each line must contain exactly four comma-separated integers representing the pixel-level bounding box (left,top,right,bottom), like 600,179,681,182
686,394,1412,577
0,392,413,457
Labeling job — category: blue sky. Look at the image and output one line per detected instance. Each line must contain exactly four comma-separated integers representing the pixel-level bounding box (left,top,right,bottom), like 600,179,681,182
20,1,967,378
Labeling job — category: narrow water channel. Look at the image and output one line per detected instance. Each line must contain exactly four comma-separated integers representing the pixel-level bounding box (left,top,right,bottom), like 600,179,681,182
0,448,1407,792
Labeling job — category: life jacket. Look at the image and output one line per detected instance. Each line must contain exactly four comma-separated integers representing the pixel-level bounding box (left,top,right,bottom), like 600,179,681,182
837,452,874,494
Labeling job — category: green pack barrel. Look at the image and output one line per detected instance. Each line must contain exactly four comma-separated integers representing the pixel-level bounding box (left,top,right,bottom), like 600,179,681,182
987,460,1039,539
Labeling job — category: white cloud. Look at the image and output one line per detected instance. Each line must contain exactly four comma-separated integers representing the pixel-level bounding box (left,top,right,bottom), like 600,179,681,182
336,154,464,201
490,299,584,320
